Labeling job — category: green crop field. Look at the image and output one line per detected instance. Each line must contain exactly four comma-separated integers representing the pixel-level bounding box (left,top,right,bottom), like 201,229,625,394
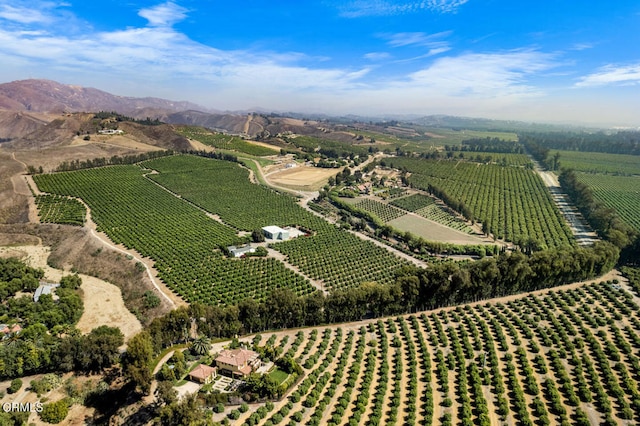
350,128,518,154
283,135,374,158
177,126,279,157
576,173,640,232
390,193,436,211
237,279,640,426
351,199,406,223
34,194,86,226
421,128,518,145
145,155,409,291
456,152,532,167
34,155,409,303
33,161,313,305
552,150,640,175
384,157,574,248
391,194,473,233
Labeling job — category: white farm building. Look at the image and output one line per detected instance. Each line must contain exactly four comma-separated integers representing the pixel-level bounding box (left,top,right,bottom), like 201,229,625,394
262,225,290,241
227,244,256,258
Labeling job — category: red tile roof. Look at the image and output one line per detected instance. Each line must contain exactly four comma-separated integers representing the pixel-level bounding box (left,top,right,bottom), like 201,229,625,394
216,348,259,367
188,364,217,380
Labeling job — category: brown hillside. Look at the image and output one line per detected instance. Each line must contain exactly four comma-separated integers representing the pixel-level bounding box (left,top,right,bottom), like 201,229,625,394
165,110,250,134
116,122,191,150
9,113,96,149
7,112,190,151
0,79,205,115
0,111,49,140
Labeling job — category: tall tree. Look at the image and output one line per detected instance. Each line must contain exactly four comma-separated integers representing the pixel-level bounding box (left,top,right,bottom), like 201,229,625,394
122,331,153,394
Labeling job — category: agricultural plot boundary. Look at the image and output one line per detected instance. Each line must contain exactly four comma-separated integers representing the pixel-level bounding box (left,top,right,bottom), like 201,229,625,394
576,173,640,233
385,157,575,249
145,155,410,292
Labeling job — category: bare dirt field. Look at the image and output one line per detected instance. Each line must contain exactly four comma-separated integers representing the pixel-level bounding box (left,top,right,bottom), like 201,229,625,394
281,117,313,126
0,244,142,342
244,140,280,151
424,132,446,139
11,143,148,173
268,166,340,190
70,134,160,151
388,213,494,245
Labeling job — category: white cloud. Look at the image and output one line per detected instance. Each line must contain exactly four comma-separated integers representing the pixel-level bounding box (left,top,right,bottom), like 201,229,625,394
570,42,593,51
364,52,391,61
575,64,640,87
338,0,469,17
6,2,622,123
138,2,189,27
383,31,451,48
400,50,556,97
0,4,50,24
380,31,452,59
0,11,369,102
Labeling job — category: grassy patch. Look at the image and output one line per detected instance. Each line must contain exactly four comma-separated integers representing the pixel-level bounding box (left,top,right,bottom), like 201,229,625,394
268,368,290,385
177,126,278,156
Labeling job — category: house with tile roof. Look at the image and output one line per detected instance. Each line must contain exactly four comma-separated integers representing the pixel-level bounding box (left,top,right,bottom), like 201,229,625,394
215,348,261,378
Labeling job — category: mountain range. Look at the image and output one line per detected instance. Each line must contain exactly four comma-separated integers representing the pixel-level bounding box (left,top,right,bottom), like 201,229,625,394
0,79,590,147
0,79,205,116
0,79,254,143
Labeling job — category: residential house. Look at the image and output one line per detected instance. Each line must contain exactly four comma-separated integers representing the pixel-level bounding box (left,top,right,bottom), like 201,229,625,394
0,324,21,339
215,348,261,378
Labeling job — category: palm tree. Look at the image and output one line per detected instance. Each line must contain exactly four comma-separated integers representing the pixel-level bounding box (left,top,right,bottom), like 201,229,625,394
190,336,211,356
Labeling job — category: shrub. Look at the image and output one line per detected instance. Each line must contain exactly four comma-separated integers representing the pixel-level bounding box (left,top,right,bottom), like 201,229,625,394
8,379,22,394
39,400,69,424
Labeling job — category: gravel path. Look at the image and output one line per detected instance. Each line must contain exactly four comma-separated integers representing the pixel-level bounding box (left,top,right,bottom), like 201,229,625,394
530,157,599,246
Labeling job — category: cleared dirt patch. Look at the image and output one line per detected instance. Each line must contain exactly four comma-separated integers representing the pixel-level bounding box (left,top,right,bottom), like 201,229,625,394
70,134,160,151
76,273,142,342
388,214,493,245
424,132,446,139
244,140,280,151
11,143,149,174
269,166,340,190
0,232,40,245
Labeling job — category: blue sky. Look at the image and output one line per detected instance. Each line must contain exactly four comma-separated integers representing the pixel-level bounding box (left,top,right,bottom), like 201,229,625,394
1,1,639,126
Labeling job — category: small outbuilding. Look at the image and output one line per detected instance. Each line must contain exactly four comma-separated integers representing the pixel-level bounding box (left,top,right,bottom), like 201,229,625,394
262,225,290,241
34,283,60,302
227,244,256,258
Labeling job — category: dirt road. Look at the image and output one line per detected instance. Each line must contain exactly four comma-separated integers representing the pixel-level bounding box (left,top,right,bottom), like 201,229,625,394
531,158,598,246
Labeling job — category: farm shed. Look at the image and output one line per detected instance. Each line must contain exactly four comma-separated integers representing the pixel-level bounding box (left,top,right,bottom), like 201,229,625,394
34,282,60,302
262,225,290,240
227,244,256,258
